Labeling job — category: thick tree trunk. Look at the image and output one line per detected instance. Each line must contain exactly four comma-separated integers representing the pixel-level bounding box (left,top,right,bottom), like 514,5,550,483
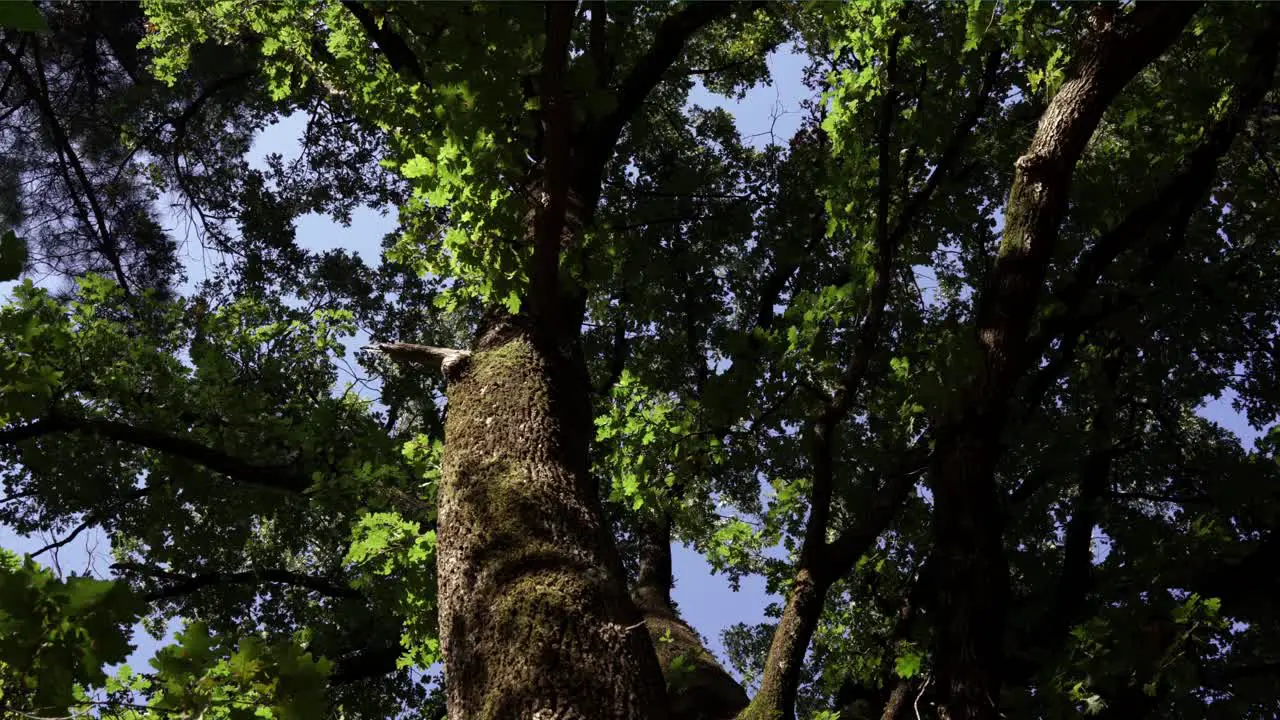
927,6,1201,719
633,515,748,720
437,315,669,720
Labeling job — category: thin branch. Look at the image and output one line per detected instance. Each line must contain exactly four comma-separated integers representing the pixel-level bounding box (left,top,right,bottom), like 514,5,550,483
112,70,254,187
1,488,38,504
31,488,151,558
31,519,92,558
680,57,756,78
0,415,308,494
1108,490,1211,505
112,562,359,601
0,42,132,293
578,1,750,201
601,181,751,202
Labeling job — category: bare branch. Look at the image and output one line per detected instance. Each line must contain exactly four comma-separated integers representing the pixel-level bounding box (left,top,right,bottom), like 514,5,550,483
31,488,151,559
31,519,91,559
578,2,751,200
362,342,471,379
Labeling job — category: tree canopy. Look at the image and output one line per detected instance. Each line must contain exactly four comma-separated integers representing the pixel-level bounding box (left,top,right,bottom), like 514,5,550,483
3,2,1280,719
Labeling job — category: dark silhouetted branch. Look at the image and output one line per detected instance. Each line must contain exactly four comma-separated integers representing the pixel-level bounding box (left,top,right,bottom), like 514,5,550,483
342,2,427,84
579,2,750,199
0,415,308,493
113,562,358,602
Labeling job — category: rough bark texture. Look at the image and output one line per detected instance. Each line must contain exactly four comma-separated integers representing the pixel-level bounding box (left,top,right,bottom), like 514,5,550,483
428,2,752,714
438,320,668,720
634,515,748,720
878,680,913,720
927,5,1201,720
738,569,830,720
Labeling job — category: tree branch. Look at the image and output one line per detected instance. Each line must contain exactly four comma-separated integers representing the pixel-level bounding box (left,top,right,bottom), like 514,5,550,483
1108,490,1211,505
578,2,748,203
1036,348,1124,665
341,2,427,84
529,0,579,316
587,1,611,89
113,70,255,187
802,18,905,576
0,41,132,293
362,341,471,380
929,7,1201,717
30,488,151,558
0,415,308,494
1020,10,1280,416
813,43,1001,456
823,446,931,574
112,562,359,602
1031,9,1280,365
595,292,630,396
32,519,92,559
632,512,675,614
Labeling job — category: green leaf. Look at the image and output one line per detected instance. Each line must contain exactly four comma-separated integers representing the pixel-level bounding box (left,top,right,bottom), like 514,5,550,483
894,650,923,679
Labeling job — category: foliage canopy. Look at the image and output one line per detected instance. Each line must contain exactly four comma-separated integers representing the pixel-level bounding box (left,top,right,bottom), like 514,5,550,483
3,2,1280,719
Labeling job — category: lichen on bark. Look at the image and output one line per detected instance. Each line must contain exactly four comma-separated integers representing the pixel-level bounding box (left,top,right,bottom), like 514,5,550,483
437,329,669,720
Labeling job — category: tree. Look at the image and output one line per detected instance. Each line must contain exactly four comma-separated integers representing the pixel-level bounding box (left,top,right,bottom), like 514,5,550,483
3,2,1280,720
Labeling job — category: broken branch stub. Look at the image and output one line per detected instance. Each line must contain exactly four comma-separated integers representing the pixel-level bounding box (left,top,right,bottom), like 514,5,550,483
362,342,472,381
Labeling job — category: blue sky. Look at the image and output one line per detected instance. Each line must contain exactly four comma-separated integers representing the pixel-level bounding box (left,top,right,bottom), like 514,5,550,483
1,43,1264,685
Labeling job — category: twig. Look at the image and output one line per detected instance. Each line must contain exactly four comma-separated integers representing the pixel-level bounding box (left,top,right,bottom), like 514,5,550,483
914,673,932,720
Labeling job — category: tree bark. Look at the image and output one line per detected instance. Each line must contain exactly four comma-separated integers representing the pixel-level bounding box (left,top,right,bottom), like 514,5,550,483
437,314,668,720
633,514,748,720
738,568,829,720
428,2,747,716
927,6,1201,720
878,680,913,720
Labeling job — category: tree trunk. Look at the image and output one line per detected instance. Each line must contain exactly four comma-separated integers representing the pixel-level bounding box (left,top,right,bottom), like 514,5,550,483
927,6,1201,719
738,568,830,720
633,514,748,720
437,313,669,720
878,680,913,720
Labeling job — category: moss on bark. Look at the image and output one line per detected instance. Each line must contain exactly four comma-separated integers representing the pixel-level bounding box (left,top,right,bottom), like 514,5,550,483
437,332,669,720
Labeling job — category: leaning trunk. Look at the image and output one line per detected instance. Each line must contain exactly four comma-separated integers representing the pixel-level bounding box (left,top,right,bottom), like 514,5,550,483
437,315,669,720
927,6,1200,719
738,568,829,720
